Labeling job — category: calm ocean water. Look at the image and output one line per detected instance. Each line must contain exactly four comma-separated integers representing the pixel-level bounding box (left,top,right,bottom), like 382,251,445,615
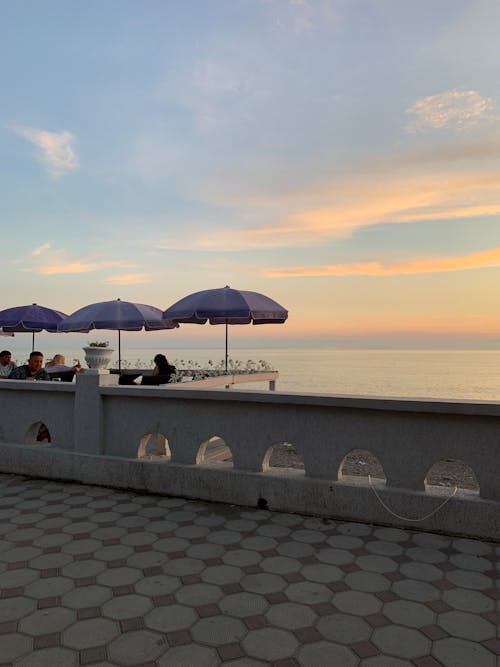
5,340,500,401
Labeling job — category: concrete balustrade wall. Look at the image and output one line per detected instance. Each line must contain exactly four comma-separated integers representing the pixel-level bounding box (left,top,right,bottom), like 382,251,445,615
0,373,498,541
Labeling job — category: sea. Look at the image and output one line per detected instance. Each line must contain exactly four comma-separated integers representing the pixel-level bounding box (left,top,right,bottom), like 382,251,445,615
4,339,500,401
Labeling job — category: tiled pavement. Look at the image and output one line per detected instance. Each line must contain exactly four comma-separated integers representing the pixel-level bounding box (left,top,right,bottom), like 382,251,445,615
0,473,498,667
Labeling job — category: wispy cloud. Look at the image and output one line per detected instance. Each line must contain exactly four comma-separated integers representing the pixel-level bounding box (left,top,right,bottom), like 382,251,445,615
162,168,500,251
33,260,133,275
31,242,51,256
20,245,134,275
406,89,494,132
14,126,79,176
265,246,500,277
264,0,338,35
104,273,152,285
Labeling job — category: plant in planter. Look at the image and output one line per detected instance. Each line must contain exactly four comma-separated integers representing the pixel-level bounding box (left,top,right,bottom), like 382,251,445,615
83,341,114,370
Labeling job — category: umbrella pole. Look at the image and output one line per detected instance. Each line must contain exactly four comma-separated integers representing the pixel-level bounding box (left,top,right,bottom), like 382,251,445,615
32,331,35,352
225,320,228,373
118,330,121,372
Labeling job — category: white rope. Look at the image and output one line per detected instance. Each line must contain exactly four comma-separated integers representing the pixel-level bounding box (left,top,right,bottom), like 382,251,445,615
368,475,458,522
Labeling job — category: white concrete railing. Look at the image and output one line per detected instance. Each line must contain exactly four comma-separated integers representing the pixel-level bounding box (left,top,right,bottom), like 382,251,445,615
0,372,498,541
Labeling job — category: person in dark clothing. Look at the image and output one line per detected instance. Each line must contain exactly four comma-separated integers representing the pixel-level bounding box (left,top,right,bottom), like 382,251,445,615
141,354,176,385
9,351,51,381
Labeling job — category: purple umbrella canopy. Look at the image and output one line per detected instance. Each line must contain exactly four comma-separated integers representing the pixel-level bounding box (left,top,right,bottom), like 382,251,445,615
162,286,288,371
58,299,178,332
58,299,178,370
0,303,68,350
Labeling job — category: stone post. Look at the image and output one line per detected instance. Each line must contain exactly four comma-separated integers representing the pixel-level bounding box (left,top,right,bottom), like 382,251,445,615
73,371,117,454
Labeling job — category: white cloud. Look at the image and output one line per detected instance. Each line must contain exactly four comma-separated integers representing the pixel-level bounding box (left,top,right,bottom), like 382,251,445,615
31,242,51,256
156,168,500,252
263,0,338,35
406,90,494,132
104,273,152,285
19,244,135,275
14,126,79,176
265,246,500,278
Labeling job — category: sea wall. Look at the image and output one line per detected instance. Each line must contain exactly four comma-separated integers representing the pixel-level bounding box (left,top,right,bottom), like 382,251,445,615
0,373,498,541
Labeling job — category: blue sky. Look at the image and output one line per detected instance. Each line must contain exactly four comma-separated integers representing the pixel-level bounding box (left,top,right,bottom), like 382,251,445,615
2,1,500,348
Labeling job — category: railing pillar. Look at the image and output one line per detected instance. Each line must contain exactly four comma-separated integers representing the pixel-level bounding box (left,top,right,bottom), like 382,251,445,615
74,371,117,454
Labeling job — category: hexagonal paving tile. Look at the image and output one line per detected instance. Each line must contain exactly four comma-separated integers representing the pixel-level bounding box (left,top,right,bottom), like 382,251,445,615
366,540,404,557
219,592,268,618
0,597,36,622
372,625,431,659
145,604,197,632
344,570,390,593
191,615,246,645
317,612,372,644
157,644,219,666
361,656,413,667
399,561,443,582
260,556,301,574
446,569,492,590
392,579,439,602
334,590,382,616
102,593,152,620
0,633,32,663
14,646,78,667
61,584,112,609
442,587,495,613
242,627,298,661
62,617,120,650
356,554,398,573
19,606,75,635
266,601,317,629
201,564,243,585
302,563,343,583
316,547,354,565
383,600,434,628
0,567,39,589
62,559,107,579
108,629,166,665
222,548,262,567
240,536,277,552
187,543,225,560
135,573,180,597
241,572,286,594
163,557,205,576
96,567,143,587
24,576,74,599
438,610,496,641
93,544,134,561
286,581,331,604
175,583,223,607
432,636,496,667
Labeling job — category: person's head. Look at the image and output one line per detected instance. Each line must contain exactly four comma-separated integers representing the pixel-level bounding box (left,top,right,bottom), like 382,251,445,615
0,351,11,366
49,354,65,366
28,351,44,374
154,354,168,366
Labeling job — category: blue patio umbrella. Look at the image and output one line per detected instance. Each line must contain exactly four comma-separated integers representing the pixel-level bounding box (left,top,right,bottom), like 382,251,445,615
58,299,178,370
162,286,288,372
0,303,68,351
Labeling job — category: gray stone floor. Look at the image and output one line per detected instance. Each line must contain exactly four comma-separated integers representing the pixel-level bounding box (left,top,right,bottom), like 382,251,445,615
0,473,498,667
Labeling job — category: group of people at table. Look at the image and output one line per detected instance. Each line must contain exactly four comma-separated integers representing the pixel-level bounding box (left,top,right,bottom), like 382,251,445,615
0,350,176,384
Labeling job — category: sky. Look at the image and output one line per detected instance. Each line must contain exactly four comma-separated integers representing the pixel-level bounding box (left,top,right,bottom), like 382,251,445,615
1,0,500,349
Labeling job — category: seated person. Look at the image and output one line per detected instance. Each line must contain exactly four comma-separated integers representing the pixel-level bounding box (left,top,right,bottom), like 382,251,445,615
141,354,176,385
45,354,82,374
0,350,16,378
9,351,51,381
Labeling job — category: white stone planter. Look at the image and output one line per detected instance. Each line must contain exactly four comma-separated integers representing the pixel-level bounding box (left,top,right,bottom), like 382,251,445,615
83,346,114,371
